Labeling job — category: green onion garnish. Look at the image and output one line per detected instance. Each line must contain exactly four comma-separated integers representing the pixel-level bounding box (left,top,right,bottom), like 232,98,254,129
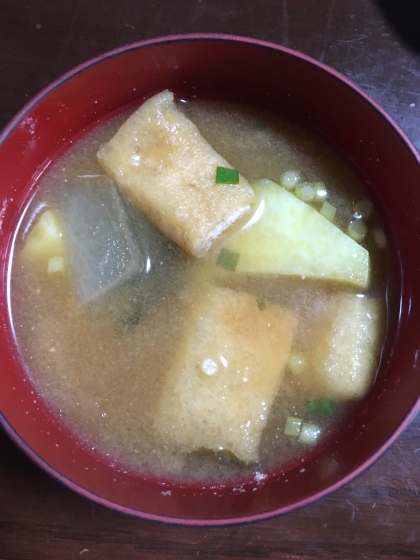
298,423,321,444
281,170,300,189
320,200,336,222
347,219,368,243
306,398,334,417
216,248,240,272
295,182,315,202
313,181,328,200
257,298,266,311
353,197,373,218
287,353,306,376
216,166,240,184
284,416,303,437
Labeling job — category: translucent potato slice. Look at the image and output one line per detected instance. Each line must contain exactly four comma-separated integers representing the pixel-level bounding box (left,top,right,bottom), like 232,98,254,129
306,293,381,400
59,176,143,303
155,284,298,463
22,209,65,263
97,90,255,258
223,179,370,288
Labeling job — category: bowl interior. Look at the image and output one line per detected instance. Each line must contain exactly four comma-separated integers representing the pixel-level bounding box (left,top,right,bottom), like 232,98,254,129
1,35,420,525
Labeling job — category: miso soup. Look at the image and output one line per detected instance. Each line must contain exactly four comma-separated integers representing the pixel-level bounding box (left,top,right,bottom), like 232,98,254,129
8,95,389,482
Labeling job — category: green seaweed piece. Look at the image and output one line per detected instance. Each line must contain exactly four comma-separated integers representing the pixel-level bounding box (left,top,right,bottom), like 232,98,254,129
216,248,240,272
257,298,266,311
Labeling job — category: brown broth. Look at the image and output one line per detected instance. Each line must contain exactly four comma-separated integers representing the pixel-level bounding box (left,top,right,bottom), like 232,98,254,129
9,98,388,482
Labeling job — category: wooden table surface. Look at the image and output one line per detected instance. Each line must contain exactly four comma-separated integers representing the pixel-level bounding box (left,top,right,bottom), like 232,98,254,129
1,1,420,558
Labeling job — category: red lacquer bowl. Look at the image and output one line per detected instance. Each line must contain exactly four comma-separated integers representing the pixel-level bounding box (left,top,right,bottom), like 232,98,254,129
1,34,419,526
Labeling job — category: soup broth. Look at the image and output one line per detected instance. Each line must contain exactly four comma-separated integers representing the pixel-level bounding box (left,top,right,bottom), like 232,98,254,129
9,97,388,482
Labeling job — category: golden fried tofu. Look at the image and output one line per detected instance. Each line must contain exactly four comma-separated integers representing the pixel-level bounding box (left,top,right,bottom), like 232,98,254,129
307,293,381,400
155,284,298,463
97,90,254,257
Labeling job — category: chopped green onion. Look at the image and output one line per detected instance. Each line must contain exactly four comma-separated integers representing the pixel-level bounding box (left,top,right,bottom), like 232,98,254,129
280,170,300,189
284,416,303,437
298,423,321,444
296,182,315,202
256,298,266,311
320,200,336,222
347,219,367,243
353,197,373,218
313,181,328,200
372,227,387,249
253,122,265,131
216,166,240,184
287,353,306,376
306,398,334,417
47,256,65,273
216,248,240,271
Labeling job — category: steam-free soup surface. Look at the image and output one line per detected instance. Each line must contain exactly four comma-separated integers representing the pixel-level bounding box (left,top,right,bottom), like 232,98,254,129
9,97,388,482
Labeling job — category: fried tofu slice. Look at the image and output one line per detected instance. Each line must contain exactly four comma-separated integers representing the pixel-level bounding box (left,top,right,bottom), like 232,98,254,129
97,90,254,258
155,284,298,463
306,294,381,400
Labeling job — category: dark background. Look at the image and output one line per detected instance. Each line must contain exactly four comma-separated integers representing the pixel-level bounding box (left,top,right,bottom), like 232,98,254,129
1,1,420,558
377,0,420,53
